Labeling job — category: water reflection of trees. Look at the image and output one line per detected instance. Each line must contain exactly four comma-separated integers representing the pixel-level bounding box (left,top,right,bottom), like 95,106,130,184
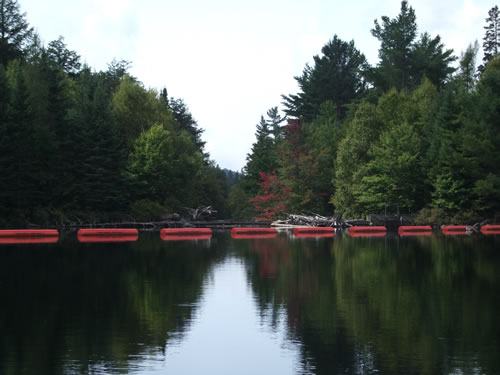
0,233,224,374
237,233,500,374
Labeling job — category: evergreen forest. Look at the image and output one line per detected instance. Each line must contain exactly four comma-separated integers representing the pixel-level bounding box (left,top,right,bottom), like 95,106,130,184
1,0,499,226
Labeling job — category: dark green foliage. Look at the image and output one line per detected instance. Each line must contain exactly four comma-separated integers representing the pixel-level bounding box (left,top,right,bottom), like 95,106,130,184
168,96,207,158
370,1,456,91
479,6,500,73
370,0,417,91
0,0,33,66
245,114,279,189
47,36,81,75
0,14,229,224
282,35,368,122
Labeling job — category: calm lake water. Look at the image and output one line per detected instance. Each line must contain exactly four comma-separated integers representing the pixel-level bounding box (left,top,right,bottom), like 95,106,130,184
0,230,499,374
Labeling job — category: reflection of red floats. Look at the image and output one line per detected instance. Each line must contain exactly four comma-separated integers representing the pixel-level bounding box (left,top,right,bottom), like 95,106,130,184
231,228,277,239
349,226,387,233
398,226,432,236
442,225,470,235
78,229,139,243
293,227,334,238
481,225,500,235
0,229,59,244
160,228,212,241
399,231,432,237
348,231,386,238
232,233,278,239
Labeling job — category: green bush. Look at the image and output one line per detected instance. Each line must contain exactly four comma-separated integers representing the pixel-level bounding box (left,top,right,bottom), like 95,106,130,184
130,200,167,221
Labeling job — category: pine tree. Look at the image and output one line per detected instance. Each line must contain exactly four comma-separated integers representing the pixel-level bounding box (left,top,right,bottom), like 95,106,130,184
282,35,368,122
0,0,33,66
47,36,81,75
245,115,278,188
370,1,455,91
480,5,500,72
168,97,206,156
371,0,417,91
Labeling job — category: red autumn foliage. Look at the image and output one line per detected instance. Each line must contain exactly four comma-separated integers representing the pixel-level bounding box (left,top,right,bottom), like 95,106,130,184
249,171,291,221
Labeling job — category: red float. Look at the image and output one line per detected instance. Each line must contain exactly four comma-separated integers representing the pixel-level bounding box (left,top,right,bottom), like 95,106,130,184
77,229,139,243
481,225,500,235
231,228,277,235
0,229,59,238
398,226,432,236
442,225,470,235
160,228,212,236
78,235,139,243
349,226,387,233
0,237,59,244
348,231,386,238
160,228,212,241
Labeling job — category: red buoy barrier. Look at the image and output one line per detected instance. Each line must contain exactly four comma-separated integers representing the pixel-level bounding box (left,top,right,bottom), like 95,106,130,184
481,225,500,235
78,235,139,243
160,228,212,236
231,233,278,239
348,231,386,238
398,226,432,236
399,231,432,237
442,225,470,235
160,228,212,241
77,229,139,243
231,228,277,235
349,226,387,233
442,225,469,232
0,237,59,245
293,227,334,238
0,229,59,238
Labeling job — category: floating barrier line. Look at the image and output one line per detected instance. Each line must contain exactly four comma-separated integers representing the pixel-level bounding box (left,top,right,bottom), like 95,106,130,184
349,226,387,233
349,231,386,238
161,234,212,241
293,227,334,234
78,229,139,237
481,225,500,235
160,228,212,236
0,229,59,238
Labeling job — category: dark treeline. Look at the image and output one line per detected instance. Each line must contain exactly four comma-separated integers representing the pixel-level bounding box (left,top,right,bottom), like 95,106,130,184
233,1,500,224
0,0,238,226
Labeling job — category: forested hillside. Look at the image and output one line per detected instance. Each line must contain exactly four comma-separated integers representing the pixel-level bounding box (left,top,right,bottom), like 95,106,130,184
0,0,233,225
234,2,500,224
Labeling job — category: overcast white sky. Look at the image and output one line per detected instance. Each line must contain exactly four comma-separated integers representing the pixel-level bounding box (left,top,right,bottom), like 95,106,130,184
20,0,495,171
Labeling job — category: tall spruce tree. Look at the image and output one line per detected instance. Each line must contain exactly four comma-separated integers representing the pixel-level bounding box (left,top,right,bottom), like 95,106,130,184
282,35,368,122
371,0,417,91
370,1,455,91
478,5,500,74
0,0,33,66
245,115,278,187
168,97,206,157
